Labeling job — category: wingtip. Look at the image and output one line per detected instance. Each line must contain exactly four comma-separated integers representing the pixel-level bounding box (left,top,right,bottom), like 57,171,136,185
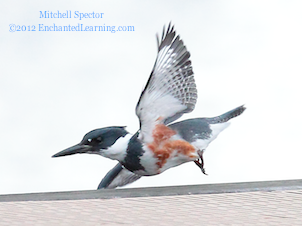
157,22,177,51
167,22,174,34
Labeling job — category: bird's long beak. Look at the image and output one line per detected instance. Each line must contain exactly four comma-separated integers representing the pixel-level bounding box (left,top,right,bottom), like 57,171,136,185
52,144,92,158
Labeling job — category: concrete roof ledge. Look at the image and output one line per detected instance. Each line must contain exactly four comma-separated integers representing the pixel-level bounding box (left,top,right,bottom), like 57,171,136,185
1,179,302,202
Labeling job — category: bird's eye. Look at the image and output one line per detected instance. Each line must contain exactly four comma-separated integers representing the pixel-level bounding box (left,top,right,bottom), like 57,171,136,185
87,138,92,142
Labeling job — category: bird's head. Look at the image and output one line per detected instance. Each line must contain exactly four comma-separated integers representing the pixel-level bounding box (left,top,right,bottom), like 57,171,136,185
52,126,130,161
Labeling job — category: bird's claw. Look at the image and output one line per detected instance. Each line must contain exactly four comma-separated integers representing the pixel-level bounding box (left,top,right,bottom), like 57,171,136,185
194,150,207,175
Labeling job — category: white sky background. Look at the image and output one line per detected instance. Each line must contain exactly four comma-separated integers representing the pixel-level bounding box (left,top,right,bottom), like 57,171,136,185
0,0,301,195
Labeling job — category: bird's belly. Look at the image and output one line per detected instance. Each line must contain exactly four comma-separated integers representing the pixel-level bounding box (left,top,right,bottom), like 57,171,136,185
134,124,199,175
137,139,198,176
157,149,198,173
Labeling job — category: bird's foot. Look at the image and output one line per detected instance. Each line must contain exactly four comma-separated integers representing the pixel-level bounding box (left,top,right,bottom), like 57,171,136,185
194,159,207,175
194,150,207,175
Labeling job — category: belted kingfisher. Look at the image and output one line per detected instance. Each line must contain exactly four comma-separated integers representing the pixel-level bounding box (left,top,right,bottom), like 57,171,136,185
52,24,245,189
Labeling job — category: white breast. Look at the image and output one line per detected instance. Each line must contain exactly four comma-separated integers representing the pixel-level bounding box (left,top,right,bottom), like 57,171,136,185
134,145,159,176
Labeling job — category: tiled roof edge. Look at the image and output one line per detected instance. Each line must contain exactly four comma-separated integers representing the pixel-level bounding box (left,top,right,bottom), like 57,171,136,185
1,179,302,202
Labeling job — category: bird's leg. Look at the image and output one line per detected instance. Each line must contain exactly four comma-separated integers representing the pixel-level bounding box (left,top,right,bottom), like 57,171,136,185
194,150,207,175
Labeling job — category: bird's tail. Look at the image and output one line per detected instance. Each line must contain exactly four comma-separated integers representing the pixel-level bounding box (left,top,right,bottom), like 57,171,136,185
207,105,246,124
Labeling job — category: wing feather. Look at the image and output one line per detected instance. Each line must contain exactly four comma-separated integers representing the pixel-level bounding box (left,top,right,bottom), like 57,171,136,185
97,163,141,189
136,24,197,141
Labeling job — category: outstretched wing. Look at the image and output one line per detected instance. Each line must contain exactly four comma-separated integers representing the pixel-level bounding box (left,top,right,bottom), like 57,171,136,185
136,24,197,141
97,163,141,189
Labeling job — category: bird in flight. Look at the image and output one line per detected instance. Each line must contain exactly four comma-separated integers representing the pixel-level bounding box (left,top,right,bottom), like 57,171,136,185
52,24,245,189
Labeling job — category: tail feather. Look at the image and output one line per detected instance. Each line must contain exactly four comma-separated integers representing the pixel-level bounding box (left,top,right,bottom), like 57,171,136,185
207,105,246,124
